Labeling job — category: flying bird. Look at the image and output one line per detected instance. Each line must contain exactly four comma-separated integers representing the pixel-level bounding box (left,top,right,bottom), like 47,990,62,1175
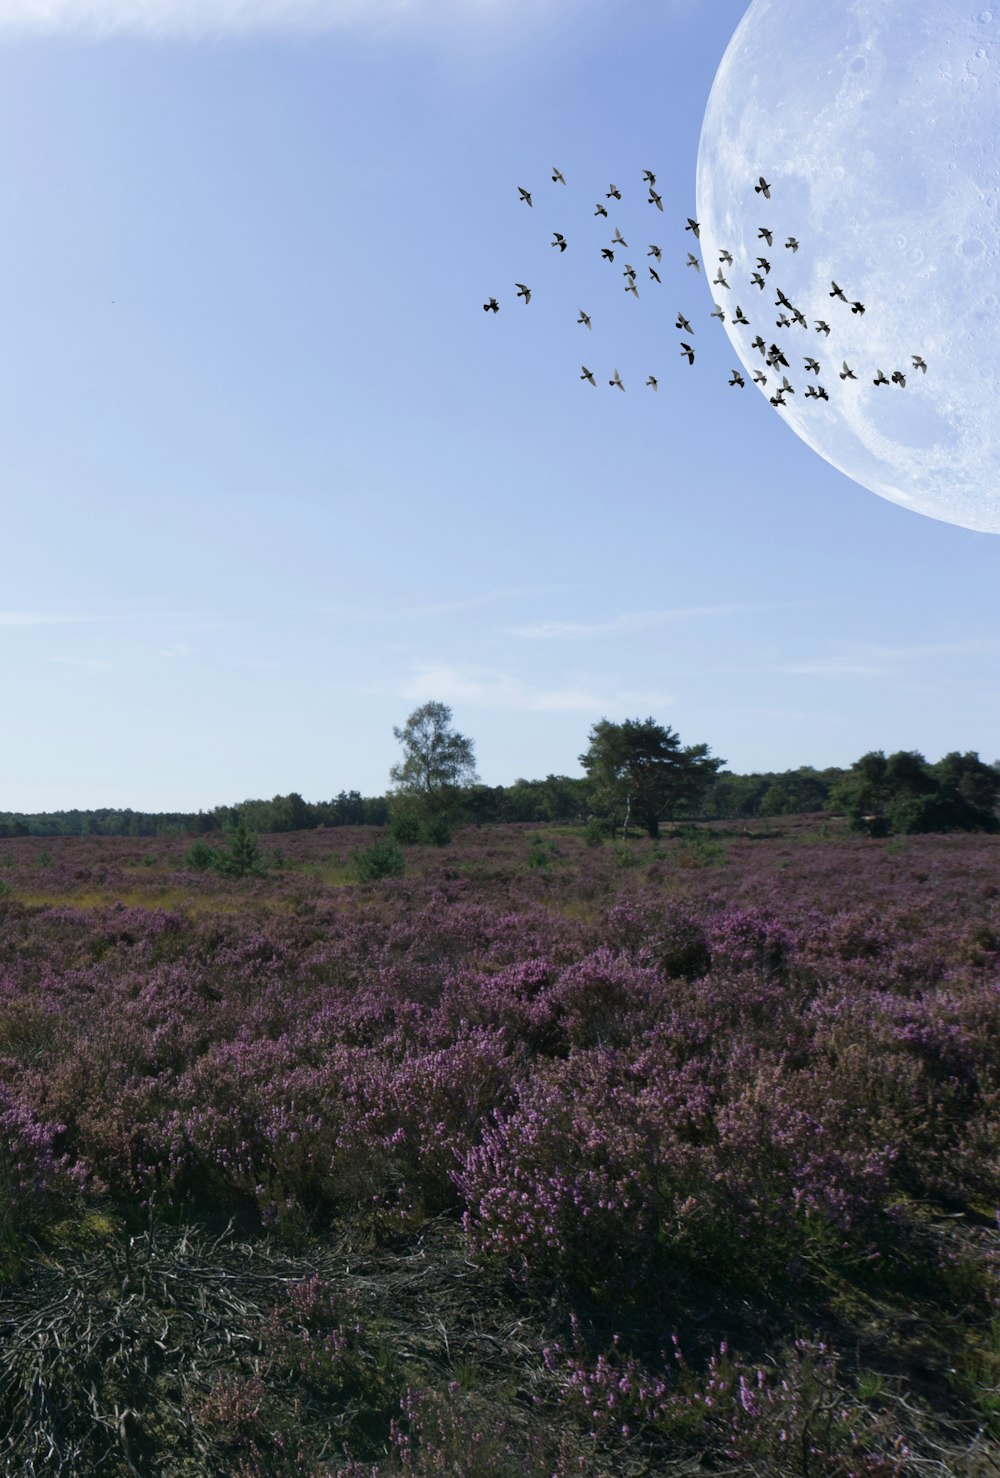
580,366,596,385
805,383,829,400
642,169,656,184
781,375,795,394
751,272,766,290
851,300,866,315
676,312,693,333
829,281,848,302
515,283,531,303
679,342,695,364
609,368,625,390
840,360,856,380
649,266,662,283
711,305,726,322
792,307,808,329
873,368,889,385
785,236,799,252
770,390,786,406
775,288,792,309
755,176,772,198
648,189,664,211
686,253,701,271
613,226,628,246
623,263,637,280
607,183,622,200
752,370,767,386
719,249,734,266
625,279,639,298
648,244,662,261
594,202,609,218
713,268,730,289
775,314,792,328
815,320,831,336
804,357,820,374
601,248,615,262
552,167,566,185
758,227,773,246
685,218,700,237
517,186,532,206
483,297,499,314
733,304,750,325
551,232,567,252
912,355,928,373
891,370,907,387
577,309,592,330
646,374,659,390
729,370,745,387
756,257,771,274
768,343,789,367
751,335,766,354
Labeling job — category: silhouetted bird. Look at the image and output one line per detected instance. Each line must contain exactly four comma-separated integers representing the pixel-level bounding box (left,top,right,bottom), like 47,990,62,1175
686,253,700,271
792,307,807,329
552,167,566,185
711,305,726,322
676,312,693,333
648,189,663,211
733,305,750,325
751,272,766,290
873,368,889,385
515,283,531,303
577,309,592,330
753,370,767,386
483,297,499,313
770,390,786,406
625,280,639,298
649,267,662,283
756,257,771,275
768,343,789,367
646,374,659,390
642,169,656,184
580,366,596,385
685,218,700,237
648,244,662,261
912,355,928,373
840,361,856,380
775,314,792,328
785,237,799,252
804,357,820,374
601,248,615,262
850,301,865,315
613,226,628,247
815,320,831,336
780,375,795,395
751,336,766,355
775,289,792,309
829,281,847,301
718,250,734,268
607,183,622,200
755,176,772,198
594,202,609,218
623,263,637,280
551,232,567,252
804,384,829,400
729,370,745,387
518,186,532,206
609,368,625,391
679,342,695,364
758,227,773,246
891,370,907,387
713,268,730,289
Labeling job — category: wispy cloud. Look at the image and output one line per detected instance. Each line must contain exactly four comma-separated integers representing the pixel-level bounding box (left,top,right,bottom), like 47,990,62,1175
399,661,673,714
0,611,102,627
0,0,562,37
508,604,776,640
775,639,997,679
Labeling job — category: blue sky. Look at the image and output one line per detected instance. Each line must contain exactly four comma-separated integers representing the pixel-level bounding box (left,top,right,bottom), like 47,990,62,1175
1,0,997,812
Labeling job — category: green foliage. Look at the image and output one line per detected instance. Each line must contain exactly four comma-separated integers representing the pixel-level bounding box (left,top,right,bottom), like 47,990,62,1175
390,701,478,819
580,716,724,839
389,811,423,845
184,838,218,871
214,822,267,879
829,749,1000,836
526,833,560,871
583,816,610,847
352,837,405,883
420,814,452,847
675,826,728,869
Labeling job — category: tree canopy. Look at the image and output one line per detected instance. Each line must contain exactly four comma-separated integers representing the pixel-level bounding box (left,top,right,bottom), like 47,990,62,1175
390,701,479,816
579,717,724,839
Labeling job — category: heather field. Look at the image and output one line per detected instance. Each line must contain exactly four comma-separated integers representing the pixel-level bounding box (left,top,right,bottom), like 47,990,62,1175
2,820,1000,1474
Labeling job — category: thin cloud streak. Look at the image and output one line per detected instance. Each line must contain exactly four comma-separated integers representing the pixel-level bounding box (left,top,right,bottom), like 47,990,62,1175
0,0,558,37
400,662,673,714
508,604,780,640
774,638,998,679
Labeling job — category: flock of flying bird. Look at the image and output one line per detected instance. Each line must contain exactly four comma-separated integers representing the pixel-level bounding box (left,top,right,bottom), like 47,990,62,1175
485,167,929,406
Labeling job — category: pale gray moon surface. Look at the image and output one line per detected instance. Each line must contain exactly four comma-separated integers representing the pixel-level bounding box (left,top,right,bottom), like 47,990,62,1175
696,0,1000,533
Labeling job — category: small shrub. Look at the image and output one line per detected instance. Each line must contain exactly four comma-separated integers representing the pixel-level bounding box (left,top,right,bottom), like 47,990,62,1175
420,815,452,847
353,838,405,883
584,817,610,847
214,823,266,880
184,838,218,871
390,812,423,845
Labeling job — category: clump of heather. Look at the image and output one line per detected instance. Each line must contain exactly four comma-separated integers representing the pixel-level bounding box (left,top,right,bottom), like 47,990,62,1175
0,1081,86,1252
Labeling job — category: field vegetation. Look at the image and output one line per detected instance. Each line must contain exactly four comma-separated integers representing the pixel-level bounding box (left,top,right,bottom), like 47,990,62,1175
0,817,999,1472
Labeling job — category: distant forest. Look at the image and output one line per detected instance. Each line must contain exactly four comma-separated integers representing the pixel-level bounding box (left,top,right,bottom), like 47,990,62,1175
3,750,998,838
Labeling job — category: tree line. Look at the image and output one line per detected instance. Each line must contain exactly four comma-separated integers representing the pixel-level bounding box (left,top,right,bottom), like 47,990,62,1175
2,702,997,838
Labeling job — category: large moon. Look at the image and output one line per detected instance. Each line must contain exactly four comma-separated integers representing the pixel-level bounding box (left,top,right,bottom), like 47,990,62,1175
696,0,1000,533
